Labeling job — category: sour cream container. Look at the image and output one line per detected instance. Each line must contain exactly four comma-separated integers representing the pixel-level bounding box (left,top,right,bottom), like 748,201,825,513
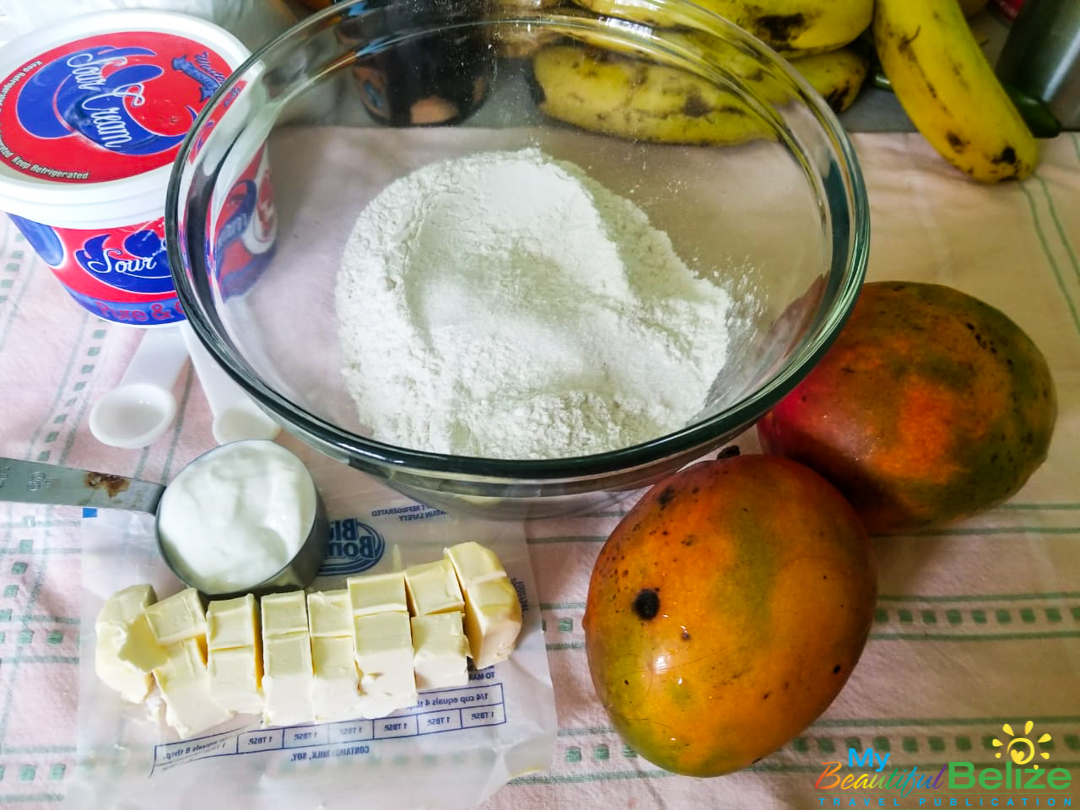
0,11,250,325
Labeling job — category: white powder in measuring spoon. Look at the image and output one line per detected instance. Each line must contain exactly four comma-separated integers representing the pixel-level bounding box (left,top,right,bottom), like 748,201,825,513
336,148,732,460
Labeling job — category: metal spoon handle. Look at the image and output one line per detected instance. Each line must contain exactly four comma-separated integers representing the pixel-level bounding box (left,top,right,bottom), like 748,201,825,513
0,457,165,514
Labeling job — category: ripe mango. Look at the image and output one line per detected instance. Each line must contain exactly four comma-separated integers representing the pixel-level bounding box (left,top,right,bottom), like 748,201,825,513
583,453,876,777
758,282,1056,533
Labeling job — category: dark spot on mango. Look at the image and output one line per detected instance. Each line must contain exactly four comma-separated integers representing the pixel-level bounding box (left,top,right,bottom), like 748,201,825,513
657,487,676,509
633,589,660,620
762,692,770,700
833,664,841,674
681,629,691,641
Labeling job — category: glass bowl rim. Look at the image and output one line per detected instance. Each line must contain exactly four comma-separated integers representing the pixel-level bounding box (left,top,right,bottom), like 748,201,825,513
166,0,870,483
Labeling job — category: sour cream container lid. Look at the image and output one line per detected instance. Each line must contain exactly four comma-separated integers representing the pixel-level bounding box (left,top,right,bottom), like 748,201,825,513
0,10,250,228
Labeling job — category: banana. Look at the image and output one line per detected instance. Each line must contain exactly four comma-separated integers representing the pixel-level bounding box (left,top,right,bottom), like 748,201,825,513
530,45,776,145
788,48,868,113
529,42,867,145
672,33,868,111
873,0,1038,182
570,0,873,55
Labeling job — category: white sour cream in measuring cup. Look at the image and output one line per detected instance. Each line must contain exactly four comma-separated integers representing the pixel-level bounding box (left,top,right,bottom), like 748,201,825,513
157,440,317,595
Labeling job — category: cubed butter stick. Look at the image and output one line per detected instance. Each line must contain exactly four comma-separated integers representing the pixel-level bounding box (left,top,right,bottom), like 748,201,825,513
445,542,507,589
261,591,314,726
143,587,207,647
347,571,408,616
94,584,158,703
208,646,263,715
207,594,260,651
260,590,308,637
445,543,523,670
404,559,464,616
308,590,364,723
311,636,366,722
115,614,168,673
206,595,263,715
461,576,522,670
97,583,157,628
353,611,417,717
307,590,353,638
153,637,233,738
411,613,469,690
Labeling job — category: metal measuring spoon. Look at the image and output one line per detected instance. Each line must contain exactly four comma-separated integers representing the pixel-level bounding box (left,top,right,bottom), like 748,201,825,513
0,449,329,598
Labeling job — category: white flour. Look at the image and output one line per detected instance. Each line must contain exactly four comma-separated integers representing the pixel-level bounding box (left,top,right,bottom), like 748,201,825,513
336,148,732,460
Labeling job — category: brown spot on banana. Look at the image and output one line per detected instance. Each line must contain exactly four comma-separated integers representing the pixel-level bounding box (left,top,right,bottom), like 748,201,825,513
824,85,852,113
991,146,1017,166
946,132,968,152
682,90,709,118
753,13,813,48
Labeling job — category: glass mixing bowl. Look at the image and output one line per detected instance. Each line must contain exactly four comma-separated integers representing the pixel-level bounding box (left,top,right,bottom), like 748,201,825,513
166,0,869,518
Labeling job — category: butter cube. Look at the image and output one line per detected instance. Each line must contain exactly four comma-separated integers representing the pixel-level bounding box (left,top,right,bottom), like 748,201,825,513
311,636,365,722
261,591,309,638
96,623,153,703
462,576,522,670
208,646,263,715
353,612,416,705
347,571,407,616
262,633,314,727
207,594,259,651
95,584,160,699
95,583,157,630
445,542,507,590
143,588,206,646
411,613,469,690
154,637,233,738
405,559,465,617
116,614,168,673
307,590,353,638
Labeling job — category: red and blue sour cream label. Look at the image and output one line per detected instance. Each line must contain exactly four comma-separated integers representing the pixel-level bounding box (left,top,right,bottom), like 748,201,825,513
0,28,252,325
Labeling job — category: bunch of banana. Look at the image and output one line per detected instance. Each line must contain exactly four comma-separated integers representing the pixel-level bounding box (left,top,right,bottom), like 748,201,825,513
530,44,777,146
570,0,873,56
521,0,1038,181
529,38,867,146
873,0,1037,182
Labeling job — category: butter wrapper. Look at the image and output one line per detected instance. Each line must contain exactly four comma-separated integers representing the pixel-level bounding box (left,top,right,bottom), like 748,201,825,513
64,461,557,810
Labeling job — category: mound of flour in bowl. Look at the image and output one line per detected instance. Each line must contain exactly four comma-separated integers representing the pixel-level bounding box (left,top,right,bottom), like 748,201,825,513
335,148,732,460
